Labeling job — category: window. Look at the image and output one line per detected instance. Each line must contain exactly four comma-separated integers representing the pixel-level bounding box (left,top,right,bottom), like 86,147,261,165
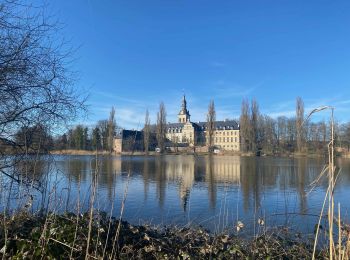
231,137,233,142
235,137,237,142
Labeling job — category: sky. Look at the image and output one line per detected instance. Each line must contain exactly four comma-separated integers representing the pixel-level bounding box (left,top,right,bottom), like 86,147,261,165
41,0,350,129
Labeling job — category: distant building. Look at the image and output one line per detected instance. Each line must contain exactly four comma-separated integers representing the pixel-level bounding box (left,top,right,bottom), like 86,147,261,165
114,95,240,153
165,95,240,151
113,129,144,153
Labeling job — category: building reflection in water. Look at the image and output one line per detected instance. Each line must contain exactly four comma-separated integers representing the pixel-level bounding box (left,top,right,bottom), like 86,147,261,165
205,156,241,209
52,155,340,225
161,155,241,211
165,156,195,211
8,154,350,234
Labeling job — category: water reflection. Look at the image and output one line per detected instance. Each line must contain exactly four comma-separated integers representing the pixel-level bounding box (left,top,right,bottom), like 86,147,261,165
54,155,342,215
5,155,350,233
164,156,194,211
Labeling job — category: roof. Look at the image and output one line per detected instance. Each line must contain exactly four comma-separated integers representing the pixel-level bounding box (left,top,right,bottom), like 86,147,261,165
149,120,239,132
115,129,143,139
193,120,239,130
167,123,185,128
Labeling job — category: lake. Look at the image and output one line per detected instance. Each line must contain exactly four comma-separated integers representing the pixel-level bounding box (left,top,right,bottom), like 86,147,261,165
2,154,350,236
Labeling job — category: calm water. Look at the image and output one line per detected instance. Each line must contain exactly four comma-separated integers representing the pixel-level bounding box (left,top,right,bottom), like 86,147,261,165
2,155,350,235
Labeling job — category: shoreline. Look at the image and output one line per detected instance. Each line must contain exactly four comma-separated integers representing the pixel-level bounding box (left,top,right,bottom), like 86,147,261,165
49,149,350,158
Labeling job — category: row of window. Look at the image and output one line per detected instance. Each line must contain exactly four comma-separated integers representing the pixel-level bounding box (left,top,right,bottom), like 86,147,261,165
221,145,238,149
215,131,238,136
167,129,239,135
201,126,237,130
168,135,238,143
214,137,238,143
168,128,183,133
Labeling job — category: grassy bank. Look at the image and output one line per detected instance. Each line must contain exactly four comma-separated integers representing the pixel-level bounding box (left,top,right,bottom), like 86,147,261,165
1,211,332,259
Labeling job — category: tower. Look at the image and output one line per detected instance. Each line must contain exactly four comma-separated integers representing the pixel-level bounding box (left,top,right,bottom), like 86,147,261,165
178,95,191,123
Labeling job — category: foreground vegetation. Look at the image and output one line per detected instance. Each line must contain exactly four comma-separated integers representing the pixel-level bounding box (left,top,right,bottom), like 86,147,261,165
1,211,337,259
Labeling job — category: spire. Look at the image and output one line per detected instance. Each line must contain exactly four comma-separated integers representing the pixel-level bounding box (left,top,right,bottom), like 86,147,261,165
182,95,187,110
178,94,191,123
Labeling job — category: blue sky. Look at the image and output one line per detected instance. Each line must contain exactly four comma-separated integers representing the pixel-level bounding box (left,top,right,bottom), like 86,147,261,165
44,0,350,129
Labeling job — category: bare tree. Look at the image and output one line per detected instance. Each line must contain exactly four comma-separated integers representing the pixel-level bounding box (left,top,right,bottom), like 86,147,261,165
296,97,305,152
0,1,85,188
239,99,250,152
260,115,277,153
206,100,216,152
320,121,327,147
143,109,151,154
97,120,109,150
15,123,53,153
277,116,287,149
107,107,116,153
250,99,260,152
341,123,350,151
156,102,167,152
287,117,296,151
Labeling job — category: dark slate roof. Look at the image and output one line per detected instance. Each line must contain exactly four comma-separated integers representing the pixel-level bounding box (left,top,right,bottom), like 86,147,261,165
193,120,239,130
150,123,185,132
167,123,185,128
115,129,143,139
148,120,239,133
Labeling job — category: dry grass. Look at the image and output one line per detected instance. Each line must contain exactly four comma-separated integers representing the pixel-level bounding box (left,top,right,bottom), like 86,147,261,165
305,107,350,260
50,149,112,155
0,211,329,259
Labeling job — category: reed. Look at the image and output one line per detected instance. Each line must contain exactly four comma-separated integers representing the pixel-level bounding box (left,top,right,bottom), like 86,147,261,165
85,151,100,259
305,107,350,260
69,174,81,259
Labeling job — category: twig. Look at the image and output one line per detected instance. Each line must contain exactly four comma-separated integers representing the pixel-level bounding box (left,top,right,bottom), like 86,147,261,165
102,183,116,259
70,174,80,259
49,237,79,251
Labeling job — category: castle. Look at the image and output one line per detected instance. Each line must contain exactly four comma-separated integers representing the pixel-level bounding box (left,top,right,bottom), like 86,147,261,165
165,95,240,151
114,96,240,153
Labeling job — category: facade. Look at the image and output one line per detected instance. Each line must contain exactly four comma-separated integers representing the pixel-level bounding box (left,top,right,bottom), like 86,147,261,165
114,95,240,152
166,96,240,151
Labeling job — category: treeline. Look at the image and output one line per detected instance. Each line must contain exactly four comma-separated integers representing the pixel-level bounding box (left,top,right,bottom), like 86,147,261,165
13,124,53,153
14,98,350,154
239,97,350,154
53,107,117,151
